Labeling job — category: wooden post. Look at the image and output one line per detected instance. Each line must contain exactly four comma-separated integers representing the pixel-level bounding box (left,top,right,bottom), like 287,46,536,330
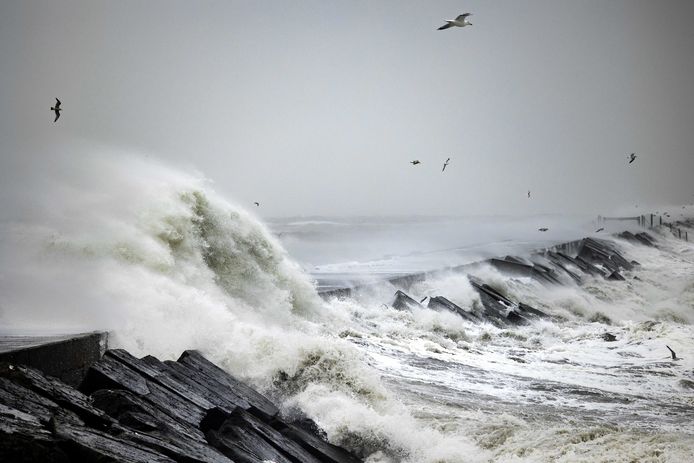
679,229,682,239
650,214,653,227
660,216,662,226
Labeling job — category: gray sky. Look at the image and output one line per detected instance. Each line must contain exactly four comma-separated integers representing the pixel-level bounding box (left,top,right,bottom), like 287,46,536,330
1,0,693,217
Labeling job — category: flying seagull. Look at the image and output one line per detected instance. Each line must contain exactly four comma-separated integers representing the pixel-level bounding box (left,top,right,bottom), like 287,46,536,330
628,153,637,164
666,345,678,360
254,202,260,207
438,13,473,30
538,228,549,232
410,160,421,165
595,227,604,233
528,190,531,199
442,158,451,172
51,98,62,122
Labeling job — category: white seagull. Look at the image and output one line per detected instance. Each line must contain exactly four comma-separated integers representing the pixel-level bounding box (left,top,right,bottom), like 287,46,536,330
438,13,473,30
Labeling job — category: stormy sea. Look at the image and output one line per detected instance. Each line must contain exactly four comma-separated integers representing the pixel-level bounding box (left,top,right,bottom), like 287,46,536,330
1,157,693,462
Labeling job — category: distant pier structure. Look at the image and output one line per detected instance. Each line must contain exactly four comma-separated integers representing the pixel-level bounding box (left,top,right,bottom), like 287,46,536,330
597,212,689,242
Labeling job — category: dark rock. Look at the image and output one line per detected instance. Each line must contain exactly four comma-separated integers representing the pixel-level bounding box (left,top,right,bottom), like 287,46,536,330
157,358,252,413
52,419,175,463
106,350,215,410
0,403,70,463
214,407,324,463
91,389,205,443
206,416,294,463
177,350,279,420
276,421,361,463
602,333,617,342
81,354,206,427
607,271,626,281
0,363,114,430
0,376,83,426
391,290,424,311
427,296,481,323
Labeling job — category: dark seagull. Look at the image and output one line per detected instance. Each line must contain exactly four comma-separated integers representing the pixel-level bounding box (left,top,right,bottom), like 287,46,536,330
666,345,679,360
595,227,605,233
628,153,637,164
51,98,62,122
442,157,451,172
438,13,473,30
410,160,421,165
538,228,549,232
528,190,531,199
254,202,260,207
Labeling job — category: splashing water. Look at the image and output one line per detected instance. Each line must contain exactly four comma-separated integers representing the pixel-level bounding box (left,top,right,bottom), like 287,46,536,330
1,153,693,462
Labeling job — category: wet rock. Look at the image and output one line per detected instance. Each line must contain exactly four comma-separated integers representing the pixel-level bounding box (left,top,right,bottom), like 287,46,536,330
52,419,175,463
177,350,279,421
427,296,481,323
274,421,362,463
607,271,626,281
81,353,206,428
0,403,70,463
1,363,114,429
391,290,424,311
602,333,617,342
90,388,205,443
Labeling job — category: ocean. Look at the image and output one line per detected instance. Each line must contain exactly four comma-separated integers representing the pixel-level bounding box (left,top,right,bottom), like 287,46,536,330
0,158,692,462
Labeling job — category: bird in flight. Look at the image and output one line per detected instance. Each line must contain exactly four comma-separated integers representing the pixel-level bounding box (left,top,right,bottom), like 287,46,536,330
51,98,62,122
254,202,260,207
538,228,549,232
666,345,679,360
410,160,421,165
442,158,451,172
438,13,473,30
595,227,604,233
528,190,531,199
628,153,637,164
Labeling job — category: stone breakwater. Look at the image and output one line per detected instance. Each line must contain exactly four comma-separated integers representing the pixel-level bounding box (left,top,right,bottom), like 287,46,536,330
329,231,663,329
0,348,362,463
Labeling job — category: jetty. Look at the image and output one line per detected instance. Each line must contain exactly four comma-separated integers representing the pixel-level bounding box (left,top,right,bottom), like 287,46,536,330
0,333,361,463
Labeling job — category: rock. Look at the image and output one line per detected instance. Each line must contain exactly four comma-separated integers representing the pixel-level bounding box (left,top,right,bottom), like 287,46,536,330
0,363,114,429
276,421,362,463
52,419,175,463
177,350,279,420
0,377,83,426
602,333,617,342
212,407,324,463
607,271,626,281
81,354,206,427
427,296,481,323
90,389,205,443
0,403,70,463
206,415,294,463
391,290,424,311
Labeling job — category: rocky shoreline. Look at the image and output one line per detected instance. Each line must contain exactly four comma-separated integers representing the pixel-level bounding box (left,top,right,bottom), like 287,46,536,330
1,348,361,463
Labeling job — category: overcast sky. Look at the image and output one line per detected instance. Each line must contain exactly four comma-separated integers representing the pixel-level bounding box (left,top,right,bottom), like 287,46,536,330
1,0,693,218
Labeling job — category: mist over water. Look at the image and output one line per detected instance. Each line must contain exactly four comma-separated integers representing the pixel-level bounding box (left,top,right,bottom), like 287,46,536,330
0,154,693,462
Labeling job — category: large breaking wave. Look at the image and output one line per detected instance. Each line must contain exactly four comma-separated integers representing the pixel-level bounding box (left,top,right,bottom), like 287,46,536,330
1,153,692,462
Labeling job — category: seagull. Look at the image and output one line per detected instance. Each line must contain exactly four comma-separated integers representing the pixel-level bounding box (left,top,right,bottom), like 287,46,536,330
666,345,679,360
528,190,531,199
595,227,604,233
538,228,549,232
438,13,473,30
442,158,451,172
628,153,637,164
51,98,62,122
410,160,421,165
254,202,260,207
